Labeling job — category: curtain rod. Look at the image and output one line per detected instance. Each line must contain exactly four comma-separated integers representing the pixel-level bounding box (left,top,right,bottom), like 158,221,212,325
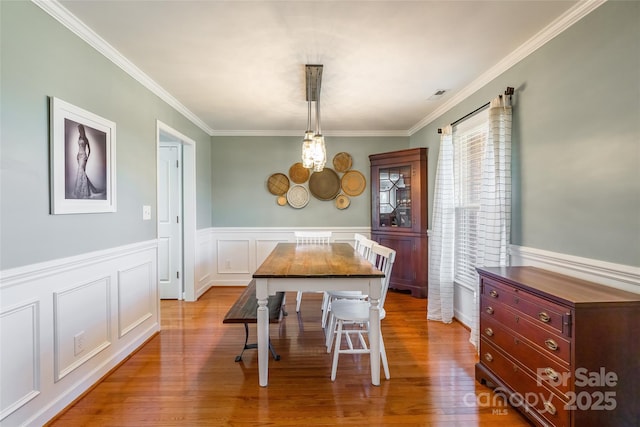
438,86,514,134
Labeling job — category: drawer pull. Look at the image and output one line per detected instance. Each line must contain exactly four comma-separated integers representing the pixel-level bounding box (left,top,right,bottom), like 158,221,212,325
545,339,559,351
538,311,551,323
484,353,493,362
544,367,559,381
543,401,557,416
484,327,494,337
485,306,494,315
489,290,499,298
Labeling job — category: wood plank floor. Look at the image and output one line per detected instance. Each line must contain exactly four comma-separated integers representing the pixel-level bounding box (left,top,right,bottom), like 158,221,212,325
48,287,532,426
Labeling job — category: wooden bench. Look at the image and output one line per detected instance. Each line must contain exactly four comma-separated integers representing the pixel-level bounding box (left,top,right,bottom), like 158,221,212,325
222,279,286,362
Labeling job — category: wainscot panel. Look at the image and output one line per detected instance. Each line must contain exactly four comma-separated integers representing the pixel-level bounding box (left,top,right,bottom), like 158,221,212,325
0,301,39,421
0,240,159,427
195,229,213,299
205,227,371,287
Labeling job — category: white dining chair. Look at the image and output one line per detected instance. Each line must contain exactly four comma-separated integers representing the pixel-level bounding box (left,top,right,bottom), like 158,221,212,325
328,243,396,381
320,235,375,329
294,231,332,312
353,233,368,254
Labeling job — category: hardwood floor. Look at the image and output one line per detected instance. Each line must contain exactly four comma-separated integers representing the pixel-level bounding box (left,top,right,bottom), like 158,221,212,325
48,287,532,426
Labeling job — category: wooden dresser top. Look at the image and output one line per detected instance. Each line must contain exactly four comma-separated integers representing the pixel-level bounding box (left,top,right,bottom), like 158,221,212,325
477,266,640,306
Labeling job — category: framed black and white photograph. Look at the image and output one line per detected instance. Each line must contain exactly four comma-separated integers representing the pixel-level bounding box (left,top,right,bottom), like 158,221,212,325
50,97,116,214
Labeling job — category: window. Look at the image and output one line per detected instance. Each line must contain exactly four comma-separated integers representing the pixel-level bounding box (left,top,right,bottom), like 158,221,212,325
453,109,488,289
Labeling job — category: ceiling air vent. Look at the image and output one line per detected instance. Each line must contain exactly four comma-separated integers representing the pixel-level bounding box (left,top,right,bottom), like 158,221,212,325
428,89,447,101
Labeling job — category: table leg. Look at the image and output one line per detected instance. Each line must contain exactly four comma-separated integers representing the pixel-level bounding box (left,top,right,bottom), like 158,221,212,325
256,279,269,386
369,295,381,386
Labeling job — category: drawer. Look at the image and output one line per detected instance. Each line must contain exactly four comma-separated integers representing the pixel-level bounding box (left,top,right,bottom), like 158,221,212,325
481,313,571,397
480,339,571,427
481,297,571,364
482,276,571,336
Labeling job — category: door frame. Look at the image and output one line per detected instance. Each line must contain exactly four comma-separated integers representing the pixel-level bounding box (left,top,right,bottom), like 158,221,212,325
156,120,197,301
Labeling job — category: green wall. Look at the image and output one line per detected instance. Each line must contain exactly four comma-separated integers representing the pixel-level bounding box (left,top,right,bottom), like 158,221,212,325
210,136,408,227
410,1,640,266
3,1,637,270
0,1,212,270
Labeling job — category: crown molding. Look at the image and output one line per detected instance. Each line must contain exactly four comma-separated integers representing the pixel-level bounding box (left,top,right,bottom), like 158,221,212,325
33,0,605,139
210,129,410,137
32,0,215,136
408,0,607,135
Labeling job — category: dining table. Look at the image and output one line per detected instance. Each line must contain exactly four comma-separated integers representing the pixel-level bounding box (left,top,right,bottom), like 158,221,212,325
252,242,385,387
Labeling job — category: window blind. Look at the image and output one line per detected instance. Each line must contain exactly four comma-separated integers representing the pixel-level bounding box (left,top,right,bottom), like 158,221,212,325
453,113,488,289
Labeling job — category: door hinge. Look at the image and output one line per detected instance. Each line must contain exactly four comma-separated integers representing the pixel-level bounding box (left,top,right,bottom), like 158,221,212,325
177,216,180,223
176,160,179,168
177,271,180,279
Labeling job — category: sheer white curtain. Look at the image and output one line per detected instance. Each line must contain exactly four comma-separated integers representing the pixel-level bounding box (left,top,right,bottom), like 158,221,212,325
469,95,512,347
427,125,455,323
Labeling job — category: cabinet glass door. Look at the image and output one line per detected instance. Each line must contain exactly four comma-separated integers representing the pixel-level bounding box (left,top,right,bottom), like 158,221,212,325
378,165,411,228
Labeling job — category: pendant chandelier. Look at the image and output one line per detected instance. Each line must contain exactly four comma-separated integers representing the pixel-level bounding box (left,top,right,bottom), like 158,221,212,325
301,64,326,171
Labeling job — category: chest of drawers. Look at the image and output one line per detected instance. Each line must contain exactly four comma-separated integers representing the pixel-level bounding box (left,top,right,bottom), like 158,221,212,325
475,266,640,427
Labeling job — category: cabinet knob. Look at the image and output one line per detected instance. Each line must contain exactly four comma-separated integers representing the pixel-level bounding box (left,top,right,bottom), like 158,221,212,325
485,306,494,315
484,327,494,337
545,339,559,351
538,311,551,323
544,367,559,381
489,290,499,298
484,353,493,362
543,401,557,416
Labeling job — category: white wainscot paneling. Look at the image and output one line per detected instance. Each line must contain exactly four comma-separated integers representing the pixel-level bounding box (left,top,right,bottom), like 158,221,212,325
205,227,371,288
195,229,213,298
510,245,640,294
256,239,285,268
0,301,40,421
453,283,474,328
118,262,154,338
0,240,158,426
54,277,111,381
217,239,250,274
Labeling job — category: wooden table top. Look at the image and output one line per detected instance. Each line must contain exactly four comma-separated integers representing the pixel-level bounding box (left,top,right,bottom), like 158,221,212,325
253,243,385,279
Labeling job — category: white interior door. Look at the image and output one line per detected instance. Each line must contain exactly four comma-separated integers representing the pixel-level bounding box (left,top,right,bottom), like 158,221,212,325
158,143,183,299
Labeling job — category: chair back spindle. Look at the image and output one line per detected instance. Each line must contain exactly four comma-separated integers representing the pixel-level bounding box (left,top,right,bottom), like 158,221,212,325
295,231,332,245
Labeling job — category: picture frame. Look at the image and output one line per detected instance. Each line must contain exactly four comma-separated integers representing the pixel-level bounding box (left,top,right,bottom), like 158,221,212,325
50,97,116,214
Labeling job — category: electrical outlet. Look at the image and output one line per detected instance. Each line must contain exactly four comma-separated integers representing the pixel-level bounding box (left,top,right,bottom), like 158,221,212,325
142,205,151,220
74,331,85,356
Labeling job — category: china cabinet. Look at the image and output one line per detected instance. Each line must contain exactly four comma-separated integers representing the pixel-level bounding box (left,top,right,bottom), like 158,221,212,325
369,148,428,298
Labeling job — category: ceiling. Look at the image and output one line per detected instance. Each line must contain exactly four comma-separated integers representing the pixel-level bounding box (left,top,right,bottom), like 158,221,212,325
55,0,585,136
